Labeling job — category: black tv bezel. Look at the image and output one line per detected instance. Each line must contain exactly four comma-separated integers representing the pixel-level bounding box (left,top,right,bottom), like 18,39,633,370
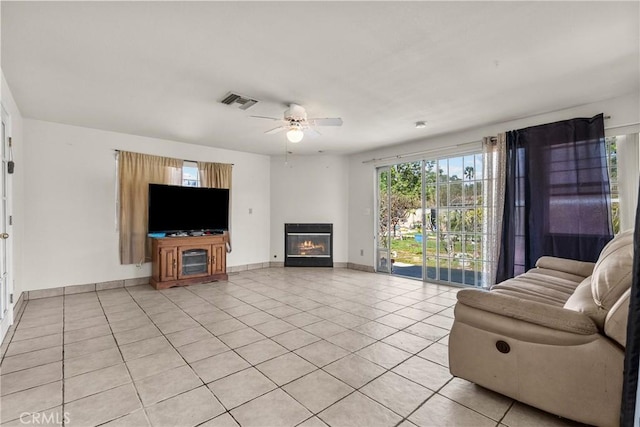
147,183,230,234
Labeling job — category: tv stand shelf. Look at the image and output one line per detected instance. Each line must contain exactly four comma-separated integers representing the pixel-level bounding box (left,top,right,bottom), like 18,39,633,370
150,235,228,290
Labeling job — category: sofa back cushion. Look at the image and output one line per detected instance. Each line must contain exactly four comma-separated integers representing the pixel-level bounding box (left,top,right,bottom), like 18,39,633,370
592,229,634,310
564,277,608,328
605,288,631,348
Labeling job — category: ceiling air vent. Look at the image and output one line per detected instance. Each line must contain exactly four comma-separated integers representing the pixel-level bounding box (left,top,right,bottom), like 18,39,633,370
220,92,258,110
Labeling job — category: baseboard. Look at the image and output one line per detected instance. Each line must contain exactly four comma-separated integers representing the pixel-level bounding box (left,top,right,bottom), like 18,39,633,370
228,262,272,273
347,262,376,273
22,262,373,299
269,262,349,268
13,292,26,322
26,277,152,300
1,291,28,359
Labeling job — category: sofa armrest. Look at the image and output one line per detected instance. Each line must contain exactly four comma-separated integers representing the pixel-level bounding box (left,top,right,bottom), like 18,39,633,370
535,256,595,278
457,289,598,335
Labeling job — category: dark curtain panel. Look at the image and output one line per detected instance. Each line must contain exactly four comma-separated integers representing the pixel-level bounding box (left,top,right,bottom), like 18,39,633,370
621,179,640,426
496,114,613,283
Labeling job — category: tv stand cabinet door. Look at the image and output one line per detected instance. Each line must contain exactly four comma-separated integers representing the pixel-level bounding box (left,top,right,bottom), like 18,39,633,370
177,245,213,279
159,247,177,282
211,243,226,274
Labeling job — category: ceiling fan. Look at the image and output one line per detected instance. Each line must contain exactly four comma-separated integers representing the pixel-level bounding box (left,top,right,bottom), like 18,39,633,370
251,104,343,143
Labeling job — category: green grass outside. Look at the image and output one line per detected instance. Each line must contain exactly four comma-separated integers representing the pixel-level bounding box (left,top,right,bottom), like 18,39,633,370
390,234,481,269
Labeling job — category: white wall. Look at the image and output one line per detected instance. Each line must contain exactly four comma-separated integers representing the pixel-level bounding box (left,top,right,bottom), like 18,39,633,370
23,119,271,291
15,91,640,289
1,72,25,299
348,92,640,267
270,154,349,264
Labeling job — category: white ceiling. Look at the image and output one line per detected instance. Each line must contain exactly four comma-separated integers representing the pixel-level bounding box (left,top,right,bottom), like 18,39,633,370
2,1,639,156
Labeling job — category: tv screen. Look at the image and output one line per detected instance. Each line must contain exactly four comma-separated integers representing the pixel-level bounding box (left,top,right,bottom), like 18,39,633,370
148,184,230,233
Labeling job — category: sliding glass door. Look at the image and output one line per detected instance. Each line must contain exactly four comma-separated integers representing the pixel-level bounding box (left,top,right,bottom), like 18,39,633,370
376,162,424,278
376,167,392,273
426,154,485,286
376,153,487,287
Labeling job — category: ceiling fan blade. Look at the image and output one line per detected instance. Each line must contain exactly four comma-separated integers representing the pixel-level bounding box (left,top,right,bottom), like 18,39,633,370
265,126,287,135
304,128,321,138
250,115,282,121
308,117,343,126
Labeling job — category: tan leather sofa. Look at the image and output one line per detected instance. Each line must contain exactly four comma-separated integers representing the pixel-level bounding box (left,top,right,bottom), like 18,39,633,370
449,229,634,426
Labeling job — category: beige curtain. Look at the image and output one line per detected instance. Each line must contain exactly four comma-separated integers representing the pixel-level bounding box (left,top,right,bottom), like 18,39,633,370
198,161,233,252
482,134,506,288
197,162,233,189
119,151,183,265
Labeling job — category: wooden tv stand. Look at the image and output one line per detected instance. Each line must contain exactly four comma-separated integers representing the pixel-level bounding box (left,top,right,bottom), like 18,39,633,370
150,234,228,290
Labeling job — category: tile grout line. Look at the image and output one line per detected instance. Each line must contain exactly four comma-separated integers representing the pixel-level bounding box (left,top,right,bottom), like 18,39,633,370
2,269,569,427
181,281,398,423
157,286,320,425
234,270,513,425
0,300,64,424
168,289,335,425
497,401,516,426
123,284,245,425
231,271,458,424
393,376,456,427
205,280,454,424
92,288,154,427
217,273,456,407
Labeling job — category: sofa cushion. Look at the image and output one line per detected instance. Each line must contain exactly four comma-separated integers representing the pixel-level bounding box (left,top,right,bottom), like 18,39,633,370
564,277,608,329
604,288,631,348
535,256,595,278
591,229,634,310
457,289,598,335
492,267,584,307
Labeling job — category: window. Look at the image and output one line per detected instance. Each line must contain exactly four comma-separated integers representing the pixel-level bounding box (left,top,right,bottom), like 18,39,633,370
605,136,619,234
182,162,200,187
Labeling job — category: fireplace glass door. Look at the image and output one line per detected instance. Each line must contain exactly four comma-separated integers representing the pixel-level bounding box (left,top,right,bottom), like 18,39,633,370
286,233,331,258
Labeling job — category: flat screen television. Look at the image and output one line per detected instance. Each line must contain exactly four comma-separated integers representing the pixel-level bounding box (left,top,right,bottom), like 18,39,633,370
148,183,230,233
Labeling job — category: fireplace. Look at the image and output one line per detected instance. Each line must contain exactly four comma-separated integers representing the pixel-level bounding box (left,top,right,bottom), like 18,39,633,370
285,223,333,267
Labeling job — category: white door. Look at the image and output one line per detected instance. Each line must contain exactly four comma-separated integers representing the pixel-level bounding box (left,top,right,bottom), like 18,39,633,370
0,108,13,342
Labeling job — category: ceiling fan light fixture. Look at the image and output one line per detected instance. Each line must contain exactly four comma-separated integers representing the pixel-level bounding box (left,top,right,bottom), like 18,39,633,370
286,127,304,143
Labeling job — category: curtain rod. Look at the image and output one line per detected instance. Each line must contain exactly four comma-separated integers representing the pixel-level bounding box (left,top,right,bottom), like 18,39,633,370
362,114,631,165
114,149,234,166
362,140,482,164
605,121,640,131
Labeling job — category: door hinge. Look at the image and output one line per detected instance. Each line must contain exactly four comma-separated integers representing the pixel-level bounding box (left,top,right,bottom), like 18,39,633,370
9,216,12,226
10,293,13,304
8,137,12,147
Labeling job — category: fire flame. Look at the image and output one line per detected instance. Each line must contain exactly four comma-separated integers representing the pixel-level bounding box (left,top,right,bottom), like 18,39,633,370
298,240,324,251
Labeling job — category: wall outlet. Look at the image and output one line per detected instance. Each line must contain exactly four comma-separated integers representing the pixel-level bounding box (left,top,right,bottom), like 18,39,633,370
360,249,364,256
248,208,253,214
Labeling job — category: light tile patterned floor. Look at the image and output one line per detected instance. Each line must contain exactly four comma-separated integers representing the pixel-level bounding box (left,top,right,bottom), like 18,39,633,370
0,268,586,427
